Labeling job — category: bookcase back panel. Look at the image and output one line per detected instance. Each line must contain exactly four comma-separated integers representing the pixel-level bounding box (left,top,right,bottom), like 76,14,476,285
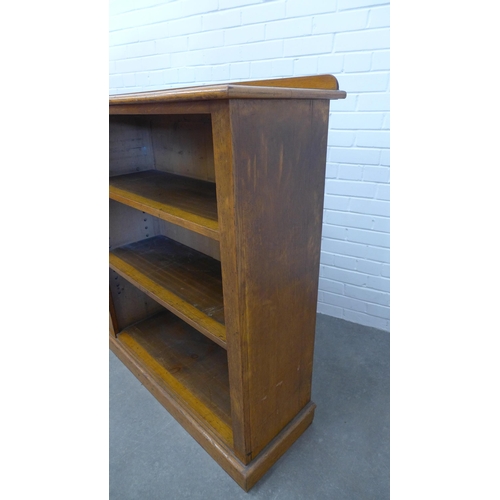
110,114,215,182
110,269,164,332
150,114,215,182
158,219,220,261
109,200,160,250
110,199,219,260
109,116,155,176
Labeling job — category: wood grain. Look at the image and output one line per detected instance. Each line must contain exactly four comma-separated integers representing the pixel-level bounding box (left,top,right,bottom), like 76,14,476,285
109,199,160,250
109,269,164,332
110,235,226,346
109,81,346,106
110,75,337,100
109,170,219,241
116,310,232,444
109,289,118,338
159,219,221,261
233,74,339,90
241,402,316,491
211,102,250,463
220,98,330,460
150,114,215,182
109,115,154,176
109,101,215,116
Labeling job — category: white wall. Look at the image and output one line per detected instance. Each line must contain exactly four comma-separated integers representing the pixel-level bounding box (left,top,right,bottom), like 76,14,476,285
109,0,390,331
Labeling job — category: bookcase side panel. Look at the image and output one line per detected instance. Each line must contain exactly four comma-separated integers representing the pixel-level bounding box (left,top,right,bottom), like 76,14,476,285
228,98,330,460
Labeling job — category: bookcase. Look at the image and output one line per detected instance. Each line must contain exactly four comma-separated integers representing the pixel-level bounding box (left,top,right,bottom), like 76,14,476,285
109,75,346,491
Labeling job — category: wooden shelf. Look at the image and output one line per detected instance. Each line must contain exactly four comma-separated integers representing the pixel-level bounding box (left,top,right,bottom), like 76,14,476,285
109,170,219,241
115,310,232,446
110,235,226,347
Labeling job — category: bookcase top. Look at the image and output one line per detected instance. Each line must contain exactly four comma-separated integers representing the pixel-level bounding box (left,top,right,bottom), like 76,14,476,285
109,74,346,105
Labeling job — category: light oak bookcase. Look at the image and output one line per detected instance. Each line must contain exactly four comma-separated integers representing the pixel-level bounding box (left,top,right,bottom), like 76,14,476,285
109,75,346,491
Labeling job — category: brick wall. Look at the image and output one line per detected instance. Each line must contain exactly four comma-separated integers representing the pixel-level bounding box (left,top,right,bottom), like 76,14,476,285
109,0,390,331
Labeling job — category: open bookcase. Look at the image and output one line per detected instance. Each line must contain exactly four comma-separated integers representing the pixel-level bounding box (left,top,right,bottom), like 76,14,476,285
109,75,346,491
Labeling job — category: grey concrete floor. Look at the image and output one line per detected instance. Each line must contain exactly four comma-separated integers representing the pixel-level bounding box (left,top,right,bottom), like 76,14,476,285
110,313,389,499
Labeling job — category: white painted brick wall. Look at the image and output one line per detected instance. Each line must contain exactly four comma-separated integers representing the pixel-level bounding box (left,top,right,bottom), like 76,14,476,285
109,0,390,331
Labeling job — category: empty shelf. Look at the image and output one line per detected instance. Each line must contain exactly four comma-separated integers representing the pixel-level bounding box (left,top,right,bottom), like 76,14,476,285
109,170,219,240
